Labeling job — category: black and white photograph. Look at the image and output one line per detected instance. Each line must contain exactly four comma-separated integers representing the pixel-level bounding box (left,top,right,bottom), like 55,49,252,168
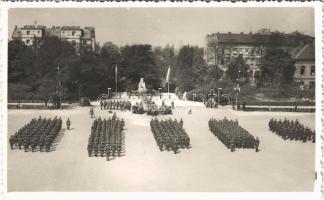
1,2,323,199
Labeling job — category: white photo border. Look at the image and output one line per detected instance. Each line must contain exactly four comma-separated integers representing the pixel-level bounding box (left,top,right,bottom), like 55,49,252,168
0,1,322,200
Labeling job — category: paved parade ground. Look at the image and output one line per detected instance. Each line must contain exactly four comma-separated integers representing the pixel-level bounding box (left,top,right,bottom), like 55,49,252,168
7,105,315,192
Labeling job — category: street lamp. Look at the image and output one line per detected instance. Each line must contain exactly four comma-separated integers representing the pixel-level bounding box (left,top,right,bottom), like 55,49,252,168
115,64,118,93
217,88,222,105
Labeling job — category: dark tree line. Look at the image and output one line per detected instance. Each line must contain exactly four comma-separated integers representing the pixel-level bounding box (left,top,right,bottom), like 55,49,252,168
8,37,178,101
8,30,311,102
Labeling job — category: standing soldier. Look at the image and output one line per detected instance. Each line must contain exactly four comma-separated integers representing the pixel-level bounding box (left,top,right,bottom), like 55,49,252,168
171,101,175,109
230,138,235,152
9,136,14,150
100,100,103,110
87,144,92,157
90,107,94,118
255,137,260,152
179,118,183,127
66,118,71,130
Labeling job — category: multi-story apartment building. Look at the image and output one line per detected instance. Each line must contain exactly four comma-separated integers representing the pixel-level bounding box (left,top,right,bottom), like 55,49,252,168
291,40,315,89
205,32,312,83
12,25,96,53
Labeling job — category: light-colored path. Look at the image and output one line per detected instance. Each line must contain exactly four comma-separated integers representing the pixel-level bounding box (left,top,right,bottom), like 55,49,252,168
7,107,315,192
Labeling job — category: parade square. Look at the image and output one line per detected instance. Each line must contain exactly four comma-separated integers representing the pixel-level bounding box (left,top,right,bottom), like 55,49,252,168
7,105,315,192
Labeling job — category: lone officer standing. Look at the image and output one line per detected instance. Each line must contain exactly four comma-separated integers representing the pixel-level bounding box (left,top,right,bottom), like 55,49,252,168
66,118,71,130
255,137,260,152
90,107,94,118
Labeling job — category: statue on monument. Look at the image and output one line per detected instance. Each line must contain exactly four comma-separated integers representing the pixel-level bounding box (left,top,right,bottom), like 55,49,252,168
182,92,187,100
138,77,147,93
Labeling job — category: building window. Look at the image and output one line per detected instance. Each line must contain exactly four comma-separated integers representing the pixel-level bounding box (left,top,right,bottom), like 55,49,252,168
38,30,40,34
311,66,315,76
26,30,30,35
26,39,30,44
300,66,305,76
72,31,76,36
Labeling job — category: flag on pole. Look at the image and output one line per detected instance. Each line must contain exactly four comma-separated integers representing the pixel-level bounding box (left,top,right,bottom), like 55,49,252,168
165,65,171,83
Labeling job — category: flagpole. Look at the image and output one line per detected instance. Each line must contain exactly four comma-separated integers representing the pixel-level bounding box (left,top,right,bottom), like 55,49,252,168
168,81,169,94
115,64,118,93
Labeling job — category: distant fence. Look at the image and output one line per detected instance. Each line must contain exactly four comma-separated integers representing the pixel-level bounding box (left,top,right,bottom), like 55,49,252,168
8,104,72,110
243,101,315,107
242,106,315,113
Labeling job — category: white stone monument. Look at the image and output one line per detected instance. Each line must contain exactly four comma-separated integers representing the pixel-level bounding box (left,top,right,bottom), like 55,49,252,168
138,77,147,92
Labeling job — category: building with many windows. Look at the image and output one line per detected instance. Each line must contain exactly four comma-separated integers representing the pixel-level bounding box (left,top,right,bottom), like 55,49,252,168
12,25,96,54
205,31,313,84
291,40,315,89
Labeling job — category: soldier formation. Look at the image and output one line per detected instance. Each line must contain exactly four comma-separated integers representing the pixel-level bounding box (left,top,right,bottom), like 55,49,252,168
209,117,258,152
269,118,315,142
9,116,62,152
87,113,125,161
147,100,172,116
132,101,145,114
100,99,132,111
150,118,190,154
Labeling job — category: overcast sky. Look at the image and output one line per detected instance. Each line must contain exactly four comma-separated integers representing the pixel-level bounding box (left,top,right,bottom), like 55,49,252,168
9,7,314,48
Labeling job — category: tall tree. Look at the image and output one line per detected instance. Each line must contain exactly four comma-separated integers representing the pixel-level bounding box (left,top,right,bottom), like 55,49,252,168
227,55,250,84
206,39,225,80
175,45,206,91
260,48,295,87
121,44,160,90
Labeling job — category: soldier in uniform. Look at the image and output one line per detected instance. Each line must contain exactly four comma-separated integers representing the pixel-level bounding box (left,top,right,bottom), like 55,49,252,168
230,138,235,152
90,107,94,118
9,135,14,150
66,118,71,130
100,100,103,110
255,137,260,152
171,101,175,109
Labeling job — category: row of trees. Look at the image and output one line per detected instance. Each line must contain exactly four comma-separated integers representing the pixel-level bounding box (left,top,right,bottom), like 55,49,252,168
8,31,313,102
8,37,178,101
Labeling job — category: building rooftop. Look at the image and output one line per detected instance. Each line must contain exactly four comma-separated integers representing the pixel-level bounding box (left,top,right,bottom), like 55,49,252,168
292,40,315,61
216,32,255,45
12,27,21,39
207,32,312,47
61,26,81,30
